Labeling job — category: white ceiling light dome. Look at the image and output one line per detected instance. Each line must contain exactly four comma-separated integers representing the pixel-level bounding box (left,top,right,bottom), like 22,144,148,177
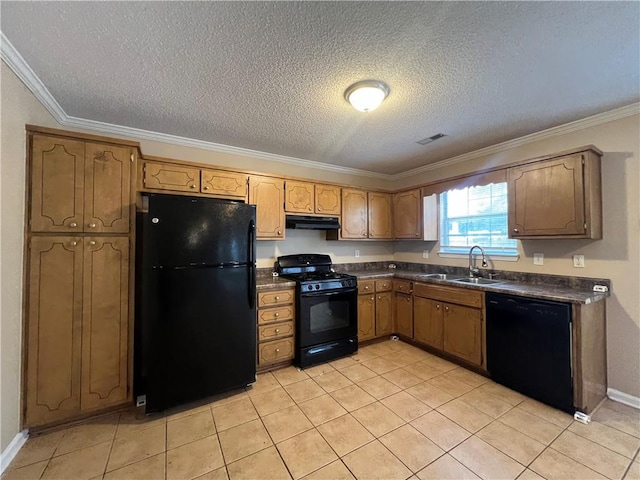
344,80,390,112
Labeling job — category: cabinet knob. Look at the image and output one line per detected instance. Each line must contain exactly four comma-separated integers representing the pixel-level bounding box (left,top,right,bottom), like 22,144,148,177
70,240,78,246
513,228,519,233
274,312,279,317
89,241,96,246
275,348,280,353
275,296,280,301
370,297,374,302
378,296,381,300
190,184,196,189
415,232,420,236
406,297,410,302
308,207,312,211
88,223,96,228
317,207,322,211
69,222,77,228
362,233,367,237
365,286,369,290
275,328,280,333
277,230,282,235
445,306,449,312
203,186,209,191
436,304,440,310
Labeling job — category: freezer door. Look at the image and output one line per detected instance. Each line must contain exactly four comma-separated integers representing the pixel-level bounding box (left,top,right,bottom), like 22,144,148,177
144,265,256,412
145,194,256,267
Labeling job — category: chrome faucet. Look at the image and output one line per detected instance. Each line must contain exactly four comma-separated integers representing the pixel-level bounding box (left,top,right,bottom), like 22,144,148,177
468,245,488,277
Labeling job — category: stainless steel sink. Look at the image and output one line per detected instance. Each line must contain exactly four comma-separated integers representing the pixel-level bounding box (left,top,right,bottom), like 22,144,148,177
421,273,463,281
452,277,503,285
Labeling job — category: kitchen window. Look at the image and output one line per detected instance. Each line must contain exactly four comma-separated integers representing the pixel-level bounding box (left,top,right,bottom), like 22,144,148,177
439,182,518,256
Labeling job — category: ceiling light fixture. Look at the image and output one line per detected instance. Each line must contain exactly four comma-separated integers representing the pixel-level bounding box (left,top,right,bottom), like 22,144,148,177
344,80,390,112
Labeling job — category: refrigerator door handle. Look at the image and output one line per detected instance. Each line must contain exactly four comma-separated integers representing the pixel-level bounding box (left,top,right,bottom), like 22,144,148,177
248,219,256,309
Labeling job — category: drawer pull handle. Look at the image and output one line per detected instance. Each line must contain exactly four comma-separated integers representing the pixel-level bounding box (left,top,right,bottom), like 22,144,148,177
275,328,280,333
365,286,369,290
275,348,280,353
275,296,280,301
274,312,279,317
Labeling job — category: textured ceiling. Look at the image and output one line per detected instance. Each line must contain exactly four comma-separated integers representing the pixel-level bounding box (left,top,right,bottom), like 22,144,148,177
1,2,639,174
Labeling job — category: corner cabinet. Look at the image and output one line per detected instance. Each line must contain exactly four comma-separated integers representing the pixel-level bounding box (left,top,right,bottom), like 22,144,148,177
249,176,286,240
25,128,136,428
508,148,602,239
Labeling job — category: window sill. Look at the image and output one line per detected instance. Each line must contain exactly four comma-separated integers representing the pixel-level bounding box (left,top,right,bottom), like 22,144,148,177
437,251,520,262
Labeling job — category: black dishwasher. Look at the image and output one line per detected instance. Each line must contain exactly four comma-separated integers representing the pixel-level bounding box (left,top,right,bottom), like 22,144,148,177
486,292,574,413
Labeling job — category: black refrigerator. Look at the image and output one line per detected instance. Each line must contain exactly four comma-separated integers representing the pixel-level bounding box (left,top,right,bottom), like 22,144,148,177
136,193,257,413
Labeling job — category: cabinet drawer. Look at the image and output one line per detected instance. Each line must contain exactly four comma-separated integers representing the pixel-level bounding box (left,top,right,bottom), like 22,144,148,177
143,162,200,192
413,283,483,308
258,321,294,342
358,280,375,294
258,289,294,307
258,305,294,325
201,169,248,198
393,280,412,294
259,338,294,365
375,279,392,292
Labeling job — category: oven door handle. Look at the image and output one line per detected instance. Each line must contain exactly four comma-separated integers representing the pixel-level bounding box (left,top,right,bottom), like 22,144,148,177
300,287,358,297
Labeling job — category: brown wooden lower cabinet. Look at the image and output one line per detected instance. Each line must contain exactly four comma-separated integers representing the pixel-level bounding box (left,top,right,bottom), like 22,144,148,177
375,292,393,336
357,294,376,341
256,288,295,369
413,296,443,349
443,303,483,366
394,292,413,338
26,236,130,427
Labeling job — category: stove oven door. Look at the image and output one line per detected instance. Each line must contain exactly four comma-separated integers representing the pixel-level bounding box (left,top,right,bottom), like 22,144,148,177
298,287,358,348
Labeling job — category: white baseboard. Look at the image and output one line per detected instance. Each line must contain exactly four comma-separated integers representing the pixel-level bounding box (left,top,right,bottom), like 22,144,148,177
0,430,29,475
607,388,640,410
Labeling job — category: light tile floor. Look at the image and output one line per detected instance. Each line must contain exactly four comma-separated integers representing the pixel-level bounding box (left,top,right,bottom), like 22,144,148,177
4,340,640,480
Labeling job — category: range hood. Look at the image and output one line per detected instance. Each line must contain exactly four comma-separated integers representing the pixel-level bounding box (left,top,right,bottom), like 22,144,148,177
285,215,340,230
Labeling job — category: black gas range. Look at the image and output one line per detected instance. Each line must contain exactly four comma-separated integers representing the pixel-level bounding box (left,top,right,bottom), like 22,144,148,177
276,254,358,367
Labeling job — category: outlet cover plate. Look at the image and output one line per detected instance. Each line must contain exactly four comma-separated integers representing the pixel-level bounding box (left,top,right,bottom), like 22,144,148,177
533,253,544,265
573,254,585,268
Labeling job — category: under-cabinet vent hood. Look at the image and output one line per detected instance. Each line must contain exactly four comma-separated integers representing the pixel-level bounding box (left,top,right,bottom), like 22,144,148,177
285,215,340,230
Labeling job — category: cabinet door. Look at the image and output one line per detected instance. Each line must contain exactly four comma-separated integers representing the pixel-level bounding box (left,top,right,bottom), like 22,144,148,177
143,162,200,192
249,176,285,239
285,181,315,214
394,189,422,239
26,236,83,427
375,292,393,337
394,292,413,338
81,237,129,411
509,154,585,237
30,135,84,233
201,169,248,199
84,143,132,234
341,189,368,239
315,185,341,215
443,303,482,366
368,192,393,239
358,294,376,341
414,297,443,349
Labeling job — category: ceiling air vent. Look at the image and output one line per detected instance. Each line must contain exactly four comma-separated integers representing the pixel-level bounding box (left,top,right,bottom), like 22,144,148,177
416,133,447,145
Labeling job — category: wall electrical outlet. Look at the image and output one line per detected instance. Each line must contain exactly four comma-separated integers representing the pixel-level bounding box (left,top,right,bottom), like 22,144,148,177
422,250,429,259
533,253,544,266
354,250,360,258
573,254,585,268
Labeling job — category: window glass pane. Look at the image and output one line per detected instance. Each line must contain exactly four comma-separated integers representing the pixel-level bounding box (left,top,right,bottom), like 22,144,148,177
440,182,517,251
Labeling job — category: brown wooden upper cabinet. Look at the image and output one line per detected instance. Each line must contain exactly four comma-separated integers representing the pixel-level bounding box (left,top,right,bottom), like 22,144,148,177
200,169,248,199
30,135,133,234
249,176,286,239
26,236,130,427
285,181,341,216
508,148,602,239
341,188,392,240
393,189,422,239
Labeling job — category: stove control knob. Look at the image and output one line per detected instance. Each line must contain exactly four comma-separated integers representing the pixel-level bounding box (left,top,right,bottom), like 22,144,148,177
341,280,347,287
307,285,313,291
315,284,320,290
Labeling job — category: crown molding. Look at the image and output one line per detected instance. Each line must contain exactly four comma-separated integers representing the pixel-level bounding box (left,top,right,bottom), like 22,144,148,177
3,30,638,183
389,102,640,181
1,31,387,180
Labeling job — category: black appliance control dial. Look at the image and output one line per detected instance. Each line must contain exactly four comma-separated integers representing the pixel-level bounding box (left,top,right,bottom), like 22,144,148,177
315,284,320,290
307,285,313,291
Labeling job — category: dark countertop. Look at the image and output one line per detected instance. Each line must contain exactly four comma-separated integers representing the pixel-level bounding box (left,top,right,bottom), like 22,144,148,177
256,276,295,290
342,269,608,305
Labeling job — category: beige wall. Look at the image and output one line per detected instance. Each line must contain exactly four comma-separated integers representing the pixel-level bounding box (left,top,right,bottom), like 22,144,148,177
392,113,640,399
2,59,638,453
